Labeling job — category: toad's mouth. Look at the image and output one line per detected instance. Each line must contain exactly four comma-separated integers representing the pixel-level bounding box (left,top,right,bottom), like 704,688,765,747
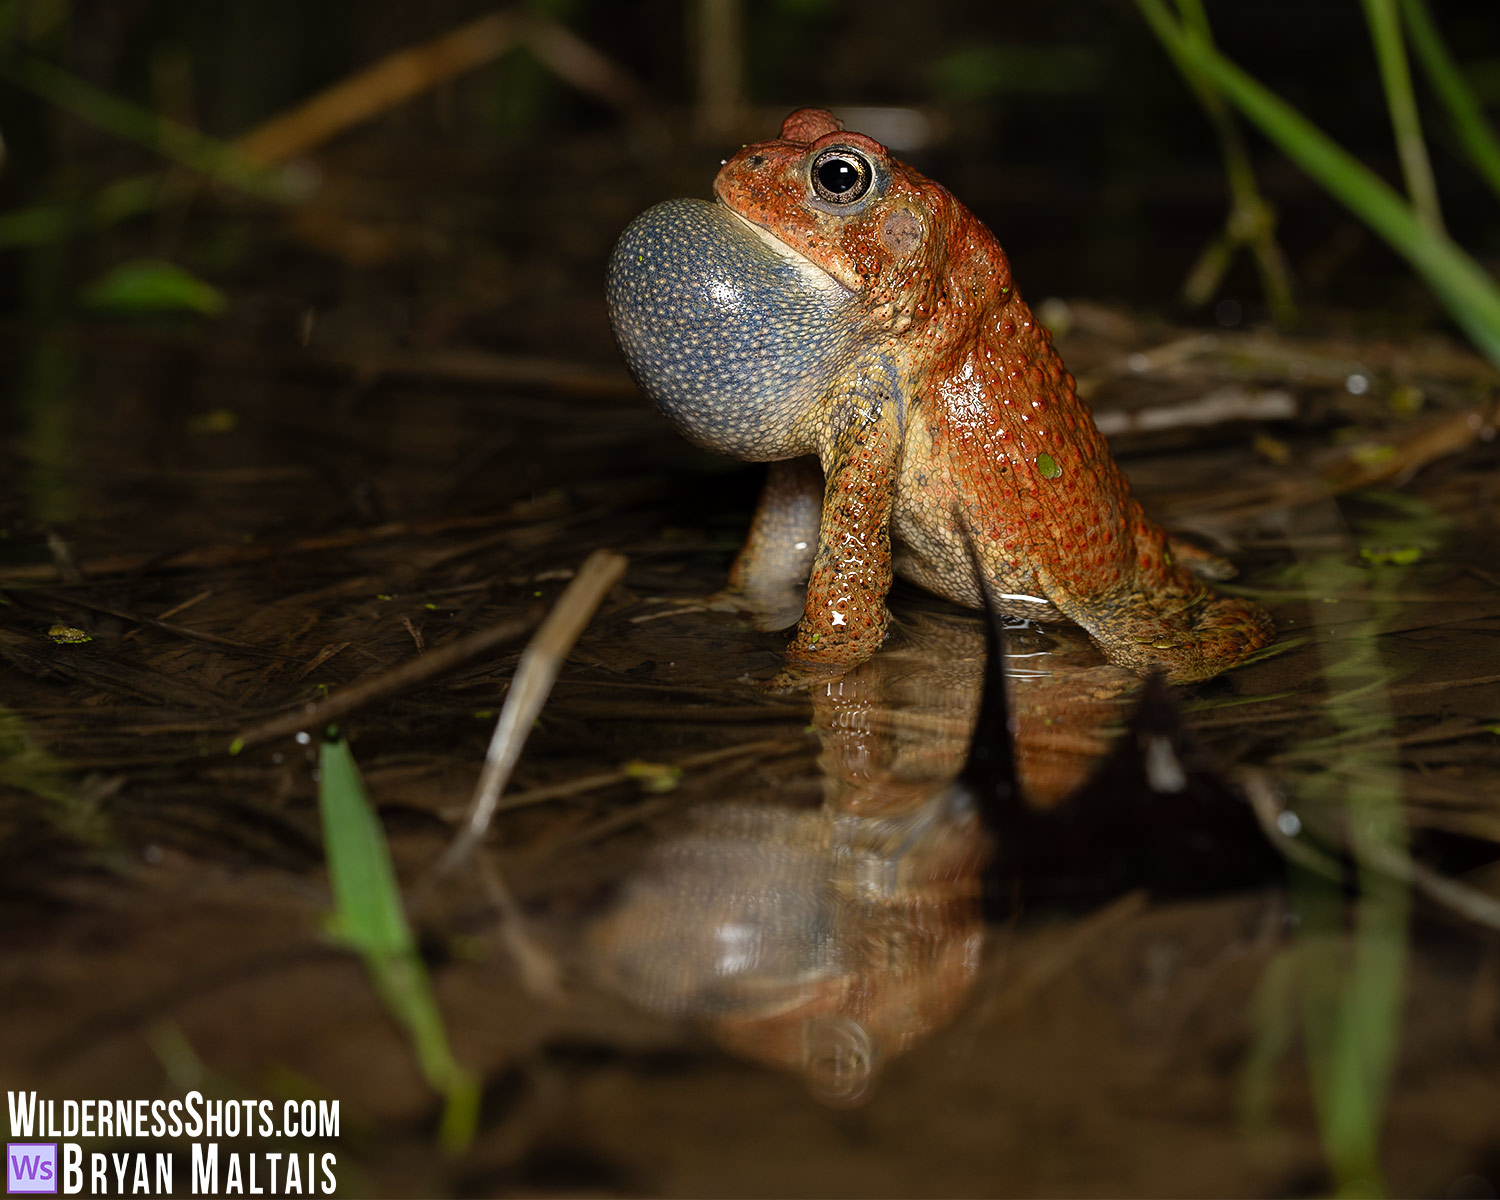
715,200,861,297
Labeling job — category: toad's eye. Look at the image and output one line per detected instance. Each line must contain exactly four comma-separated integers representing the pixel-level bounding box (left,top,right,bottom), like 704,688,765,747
811,148,873,204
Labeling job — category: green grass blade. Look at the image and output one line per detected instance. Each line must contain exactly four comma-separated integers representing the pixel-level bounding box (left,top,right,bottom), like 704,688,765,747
0,51,294,200
1398,0,1500,201
1134,0,1500,370
0,177,165,249
318,736,412,956
1361,0,1444,233
80,259,227,316
318,737,478,1149
1243,526,1420,1196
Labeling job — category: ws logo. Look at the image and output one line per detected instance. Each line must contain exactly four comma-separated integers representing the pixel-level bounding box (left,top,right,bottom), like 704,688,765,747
7,1143,57,1194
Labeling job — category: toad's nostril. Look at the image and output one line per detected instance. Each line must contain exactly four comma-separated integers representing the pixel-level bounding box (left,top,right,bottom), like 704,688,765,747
746,154,766,167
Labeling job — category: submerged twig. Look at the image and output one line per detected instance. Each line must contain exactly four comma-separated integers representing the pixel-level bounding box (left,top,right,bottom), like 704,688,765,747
229,611,540,752
430,549,627,876
439,735,808,815
1245,770,1500,933
0,508,560,584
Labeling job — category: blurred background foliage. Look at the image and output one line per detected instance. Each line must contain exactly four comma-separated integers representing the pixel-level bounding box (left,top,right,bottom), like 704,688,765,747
1,0,1498,346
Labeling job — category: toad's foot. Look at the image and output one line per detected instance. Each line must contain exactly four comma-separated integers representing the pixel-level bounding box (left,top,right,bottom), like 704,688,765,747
710,582,806,631
724,456,823,629
1078,590,1275,685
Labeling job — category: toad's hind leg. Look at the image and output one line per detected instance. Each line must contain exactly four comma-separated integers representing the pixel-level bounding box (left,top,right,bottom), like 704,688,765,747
1053,572,1275,685
721,456,823,631
1167,534,1237,582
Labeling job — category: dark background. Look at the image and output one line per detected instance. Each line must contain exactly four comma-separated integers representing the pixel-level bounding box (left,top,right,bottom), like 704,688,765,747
4,0,1499,357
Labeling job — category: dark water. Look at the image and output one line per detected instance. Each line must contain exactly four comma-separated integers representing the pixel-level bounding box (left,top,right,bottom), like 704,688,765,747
5,278,1499,1195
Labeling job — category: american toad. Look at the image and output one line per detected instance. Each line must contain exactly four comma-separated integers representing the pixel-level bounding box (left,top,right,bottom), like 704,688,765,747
607,108,1273,683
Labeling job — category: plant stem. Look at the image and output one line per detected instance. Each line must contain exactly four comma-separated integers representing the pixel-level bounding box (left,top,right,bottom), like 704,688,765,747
1170,0,1296,324
1362,0,1444,235
1134,0,1500,371
1397,0,1500,202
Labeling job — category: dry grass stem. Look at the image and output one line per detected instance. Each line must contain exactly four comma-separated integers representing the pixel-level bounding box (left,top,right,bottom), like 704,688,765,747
236,11,528,165
432,549,628,876
235,8,645,168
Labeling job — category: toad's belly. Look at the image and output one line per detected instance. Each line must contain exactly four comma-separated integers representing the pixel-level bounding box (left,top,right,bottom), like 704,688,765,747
888,425,1066,624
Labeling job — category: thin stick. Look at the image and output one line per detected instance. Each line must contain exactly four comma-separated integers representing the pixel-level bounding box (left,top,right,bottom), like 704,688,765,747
229,611,540,752
431,550,627,876
235,10,526,164
523,14,648,110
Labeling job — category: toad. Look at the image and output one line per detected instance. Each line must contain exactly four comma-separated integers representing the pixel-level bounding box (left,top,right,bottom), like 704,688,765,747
607,108,1273,683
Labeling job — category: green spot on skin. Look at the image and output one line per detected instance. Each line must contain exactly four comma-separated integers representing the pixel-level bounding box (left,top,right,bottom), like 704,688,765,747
1036,452,1062,479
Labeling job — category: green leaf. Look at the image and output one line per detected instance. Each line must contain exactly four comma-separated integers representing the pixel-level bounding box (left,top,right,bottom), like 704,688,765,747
80,259,227,317
318,737,412,958
317,737,479,1150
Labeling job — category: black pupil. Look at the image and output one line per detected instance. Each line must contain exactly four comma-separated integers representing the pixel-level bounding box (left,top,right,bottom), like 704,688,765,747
818,157,862,194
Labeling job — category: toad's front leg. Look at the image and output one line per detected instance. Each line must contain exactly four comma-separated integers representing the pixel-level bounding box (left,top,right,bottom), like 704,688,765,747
782,382,904,676
723,456,823,632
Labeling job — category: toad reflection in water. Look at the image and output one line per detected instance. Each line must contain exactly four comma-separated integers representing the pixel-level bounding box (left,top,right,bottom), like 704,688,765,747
587,615,1141,1103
